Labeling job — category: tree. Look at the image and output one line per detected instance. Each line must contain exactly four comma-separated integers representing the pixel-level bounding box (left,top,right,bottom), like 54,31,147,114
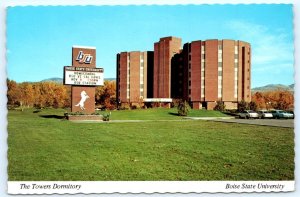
249,101,258,111
177,100,189,116
251,92,266,109
7,79,19,107
18,82,34,109
252,89,294,110
95,80,116,110
237,100,249,112
214,100,226,111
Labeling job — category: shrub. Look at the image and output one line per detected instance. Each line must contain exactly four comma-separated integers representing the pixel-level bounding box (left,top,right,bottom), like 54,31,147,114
171,99,182,108
119,103,131,110
177,100,189,116
102,112,111,121
65,111,86,116
237,100,249,112
249,101,258,111
214,101,226,111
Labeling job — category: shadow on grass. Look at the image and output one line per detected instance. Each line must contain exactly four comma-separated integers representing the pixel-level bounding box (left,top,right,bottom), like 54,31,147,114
39,115,65,119
168,112,179,116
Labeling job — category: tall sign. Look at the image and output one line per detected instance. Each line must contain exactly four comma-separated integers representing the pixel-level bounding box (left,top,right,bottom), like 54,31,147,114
64,46,104,114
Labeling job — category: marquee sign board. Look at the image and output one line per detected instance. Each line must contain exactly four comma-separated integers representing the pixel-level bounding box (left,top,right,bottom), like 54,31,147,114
64,66,104,86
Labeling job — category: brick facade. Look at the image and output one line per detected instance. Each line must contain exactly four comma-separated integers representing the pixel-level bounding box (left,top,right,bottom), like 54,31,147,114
116,37,251,110
116,51,153,107
153,36,182,98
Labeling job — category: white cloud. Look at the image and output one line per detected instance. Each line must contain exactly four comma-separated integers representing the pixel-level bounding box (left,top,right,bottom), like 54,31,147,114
225,20,294,73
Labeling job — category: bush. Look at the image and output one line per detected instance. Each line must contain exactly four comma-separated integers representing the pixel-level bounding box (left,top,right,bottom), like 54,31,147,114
214,101,226,111
119,103,131,110
177,100,189,116
171,99,182,108
237,100,249,112
102,112,111,121
65,111,86,116
249,101,258,111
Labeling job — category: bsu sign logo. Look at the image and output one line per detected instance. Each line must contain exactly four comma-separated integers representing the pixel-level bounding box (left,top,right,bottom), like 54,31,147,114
76,51,93,64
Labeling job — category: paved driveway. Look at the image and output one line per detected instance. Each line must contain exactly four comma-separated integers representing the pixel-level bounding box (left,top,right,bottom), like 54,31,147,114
209,118,294,128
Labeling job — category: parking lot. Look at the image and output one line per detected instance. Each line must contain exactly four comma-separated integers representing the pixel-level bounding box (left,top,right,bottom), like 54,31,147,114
210,118,294,128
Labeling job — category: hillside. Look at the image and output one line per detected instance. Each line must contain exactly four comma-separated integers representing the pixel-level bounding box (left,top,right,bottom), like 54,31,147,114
252,84,294,92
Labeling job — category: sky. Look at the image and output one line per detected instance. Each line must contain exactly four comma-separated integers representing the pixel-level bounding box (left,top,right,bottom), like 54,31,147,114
6,4,294,88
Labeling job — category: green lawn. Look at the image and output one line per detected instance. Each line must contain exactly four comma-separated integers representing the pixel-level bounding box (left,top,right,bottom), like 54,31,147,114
8,108,294,181
105,107,228,120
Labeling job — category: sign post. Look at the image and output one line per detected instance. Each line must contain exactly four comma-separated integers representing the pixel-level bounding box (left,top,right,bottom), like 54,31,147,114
64,46,104,114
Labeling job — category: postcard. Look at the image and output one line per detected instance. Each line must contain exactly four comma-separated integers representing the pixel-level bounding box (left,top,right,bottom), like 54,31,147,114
4,1,295,194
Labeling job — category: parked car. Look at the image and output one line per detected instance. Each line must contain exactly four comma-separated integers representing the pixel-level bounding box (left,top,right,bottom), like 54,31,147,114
239,110,259,119
270,110,294,119
257,110,273,119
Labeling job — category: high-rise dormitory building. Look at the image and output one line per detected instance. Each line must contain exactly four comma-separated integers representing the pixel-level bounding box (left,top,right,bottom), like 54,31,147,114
116,37,251,110
116,51,154,106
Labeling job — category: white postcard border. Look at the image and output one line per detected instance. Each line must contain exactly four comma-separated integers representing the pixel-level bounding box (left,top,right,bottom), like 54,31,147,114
1,0,299,196
8,181,295,194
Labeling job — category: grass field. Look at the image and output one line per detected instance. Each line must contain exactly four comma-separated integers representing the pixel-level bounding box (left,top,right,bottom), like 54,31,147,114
102,107,229,120
8,108,294,181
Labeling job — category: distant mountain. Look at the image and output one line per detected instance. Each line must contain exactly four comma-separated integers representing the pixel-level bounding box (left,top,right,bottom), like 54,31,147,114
252,84,294,92
105,78,116,81
40,77,116,83
40,78,63,83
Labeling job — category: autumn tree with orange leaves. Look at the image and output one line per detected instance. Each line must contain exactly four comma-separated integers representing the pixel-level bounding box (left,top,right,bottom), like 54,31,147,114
95,80,117,110
7,79,117,110
252,89,294,110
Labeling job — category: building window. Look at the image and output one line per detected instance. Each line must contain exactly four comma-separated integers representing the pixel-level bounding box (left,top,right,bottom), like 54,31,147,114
201,54,205,59
235,45,238,54
218,76,222,98
189,80,191,86
218,71,222,76
218,48,222,62
218,44,222,50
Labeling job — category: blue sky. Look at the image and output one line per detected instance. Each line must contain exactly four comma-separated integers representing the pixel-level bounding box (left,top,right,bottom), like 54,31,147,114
6,4,294,88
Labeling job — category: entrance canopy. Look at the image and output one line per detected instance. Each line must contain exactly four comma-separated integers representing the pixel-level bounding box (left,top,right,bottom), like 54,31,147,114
143,98,172,102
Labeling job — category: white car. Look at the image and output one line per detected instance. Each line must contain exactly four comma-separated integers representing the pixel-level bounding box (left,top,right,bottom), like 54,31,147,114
257,110,273,119
239,110,259,119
